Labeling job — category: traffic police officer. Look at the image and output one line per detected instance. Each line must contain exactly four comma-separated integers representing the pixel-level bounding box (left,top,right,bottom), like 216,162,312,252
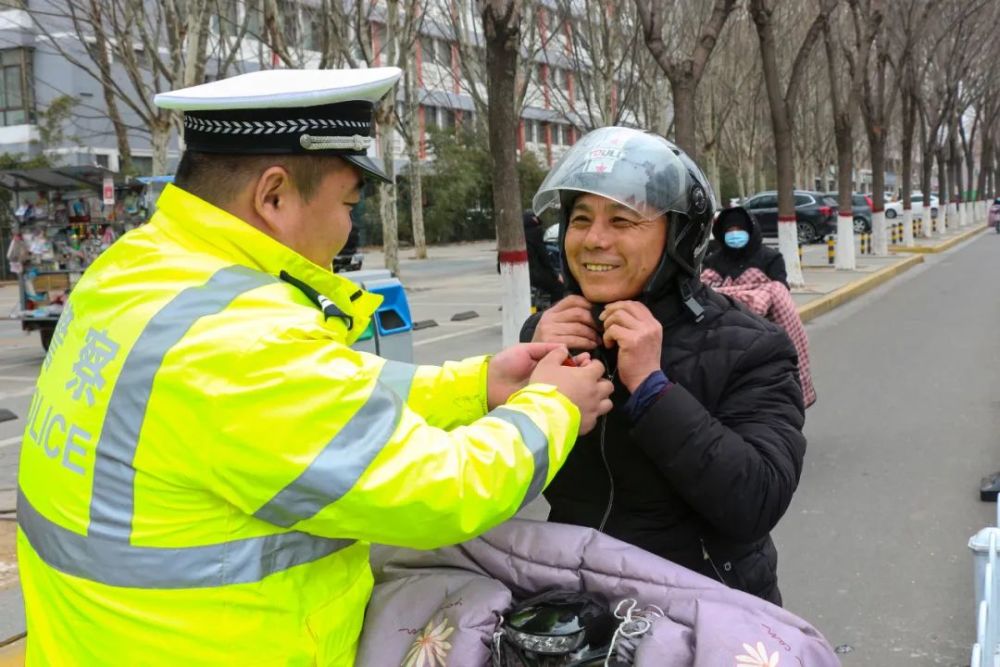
17,67,612,666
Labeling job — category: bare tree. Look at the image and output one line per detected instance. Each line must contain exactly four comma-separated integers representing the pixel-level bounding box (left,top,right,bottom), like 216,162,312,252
336,0,426,274
482,0,528,346
635,0,737,158
749,0,836,286
26,0,251,175
822,0,865,268
546,0,643,130
889,0,939,244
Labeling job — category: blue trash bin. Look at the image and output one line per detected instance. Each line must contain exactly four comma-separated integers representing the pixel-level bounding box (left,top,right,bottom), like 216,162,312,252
346,270,414,363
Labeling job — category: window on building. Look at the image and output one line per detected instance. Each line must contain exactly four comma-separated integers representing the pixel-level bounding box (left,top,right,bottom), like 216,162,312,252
0,49,33,126
440,107,456,129
245,0,264,39
131,156,153,176
526,119,539,144
420,36,436,65
552,67,566,89
423,105,438,130
131,45,149,69
554,124,569,146
94,153,110,169
435,39,452,68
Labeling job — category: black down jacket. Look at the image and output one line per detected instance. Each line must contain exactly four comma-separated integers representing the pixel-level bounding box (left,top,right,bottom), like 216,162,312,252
703,206,789,288
521,279,806,605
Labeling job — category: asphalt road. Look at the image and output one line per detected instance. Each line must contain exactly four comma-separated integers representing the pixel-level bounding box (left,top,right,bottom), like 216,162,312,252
771,234,998,665
0,234,996,664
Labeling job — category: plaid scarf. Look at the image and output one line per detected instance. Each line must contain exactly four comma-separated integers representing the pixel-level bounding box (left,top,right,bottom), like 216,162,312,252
701,268,816,408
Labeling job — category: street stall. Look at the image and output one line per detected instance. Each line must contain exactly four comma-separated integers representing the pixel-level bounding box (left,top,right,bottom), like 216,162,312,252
2,166,148,350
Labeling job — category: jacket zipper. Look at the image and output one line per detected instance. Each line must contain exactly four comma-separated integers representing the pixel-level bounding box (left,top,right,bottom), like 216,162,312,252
700,538,728,585
597,414,613,531
597,366,618,532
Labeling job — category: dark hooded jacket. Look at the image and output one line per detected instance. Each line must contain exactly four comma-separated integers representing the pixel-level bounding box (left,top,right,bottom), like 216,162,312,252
523,212,564,300
521,233,806,606
703,207,788,288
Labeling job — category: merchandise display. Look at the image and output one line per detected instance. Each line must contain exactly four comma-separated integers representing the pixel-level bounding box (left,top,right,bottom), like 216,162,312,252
1,166,150,344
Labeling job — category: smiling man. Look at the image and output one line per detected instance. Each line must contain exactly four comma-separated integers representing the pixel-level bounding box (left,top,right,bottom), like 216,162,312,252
16,68,615,666
522,126,807,606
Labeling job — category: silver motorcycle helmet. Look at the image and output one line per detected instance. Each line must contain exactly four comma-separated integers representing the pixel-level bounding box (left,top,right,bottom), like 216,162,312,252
532,127,716,303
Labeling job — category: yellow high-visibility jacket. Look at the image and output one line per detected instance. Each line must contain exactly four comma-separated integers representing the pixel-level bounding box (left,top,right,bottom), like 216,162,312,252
17,184,579,666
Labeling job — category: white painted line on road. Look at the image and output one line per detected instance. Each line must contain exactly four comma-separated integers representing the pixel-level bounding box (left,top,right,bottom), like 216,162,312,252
0,375,35,382
0,435,20,448
414,322,501,346
0,386,34,400
0,361,37,373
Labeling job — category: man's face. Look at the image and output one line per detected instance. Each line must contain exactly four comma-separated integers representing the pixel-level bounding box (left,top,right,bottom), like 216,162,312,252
564,194,667,303
284,159,364,268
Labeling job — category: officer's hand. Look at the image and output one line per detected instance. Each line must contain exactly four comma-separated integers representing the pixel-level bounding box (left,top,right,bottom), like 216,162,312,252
600,301,663,393
529,347,613,435
531,295,599,351
488,342,578,409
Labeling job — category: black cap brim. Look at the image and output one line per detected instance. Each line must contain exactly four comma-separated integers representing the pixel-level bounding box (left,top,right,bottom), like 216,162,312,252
343,154,391,183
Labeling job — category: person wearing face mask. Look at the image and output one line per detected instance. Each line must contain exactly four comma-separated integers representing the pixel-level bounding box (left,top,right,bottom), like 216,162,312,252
520,127,806,605
703,206,788,288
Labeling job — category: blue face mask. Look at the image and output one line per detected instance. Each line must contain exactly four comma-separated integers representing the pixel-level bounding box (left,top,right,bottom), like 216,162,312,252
724,230,750,249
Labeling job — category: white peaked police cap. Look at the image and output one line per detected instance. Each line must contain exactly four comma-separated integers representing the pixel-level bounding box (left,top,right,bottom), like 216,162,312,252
154,67,403,182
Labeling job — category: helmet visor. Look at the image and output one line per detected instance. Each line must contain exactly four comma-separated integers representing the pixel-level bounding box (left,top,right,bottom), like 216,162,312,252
532,127,692,220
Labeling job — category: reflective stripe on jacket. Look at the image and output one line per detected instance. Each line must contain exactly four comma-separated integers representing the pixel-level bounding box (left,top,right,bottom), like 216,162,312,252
18,184,580,666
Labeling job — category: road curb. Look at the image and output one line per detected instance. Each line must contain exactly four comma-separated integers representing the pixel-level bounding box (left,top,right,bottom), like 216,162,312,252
797,254,925,324
889,224,987,254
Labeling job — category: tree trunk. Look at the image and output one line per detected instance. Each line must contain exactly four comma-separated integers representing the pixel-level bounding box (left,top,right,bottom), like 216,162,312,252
919,117,935,236
822,20,855,267
670,79,697,158
950,131,964,228
900,98,916,245
834,125,856,269
88,0,133,174
377,107,400,275
483,0,528,346
869,134,888,254
405,61,427,260
750,0,803,286
937,148,949,233
151,118,172,177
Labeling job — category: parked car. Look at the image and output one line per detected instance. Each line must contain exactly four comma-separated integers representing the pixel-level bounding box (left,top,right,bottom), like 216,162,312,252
989,197,1000,231
885,193,939,219
824,192,872,233
333,225,363,273
741,190,838,243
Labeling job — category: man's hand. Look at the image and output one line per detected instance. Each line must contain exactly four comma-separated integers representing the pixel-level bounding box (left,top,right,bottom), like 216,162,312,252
531,295,600,351
528,348,614,434
488,343,574,409
600,301,663,393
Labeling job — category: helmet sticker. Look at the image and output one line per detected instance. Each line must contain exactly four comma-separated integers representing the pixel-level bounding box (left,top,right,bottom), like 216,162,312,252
582,147,624,174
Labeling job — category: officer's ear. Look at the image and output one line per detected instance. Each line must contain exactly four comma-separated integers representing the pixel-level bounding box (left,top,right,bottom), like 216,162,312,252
251,166,301,234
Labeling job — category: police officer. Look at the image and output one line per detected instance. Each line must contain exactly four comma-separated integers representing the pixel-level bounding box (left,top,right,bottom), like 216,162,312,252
17,68,613,666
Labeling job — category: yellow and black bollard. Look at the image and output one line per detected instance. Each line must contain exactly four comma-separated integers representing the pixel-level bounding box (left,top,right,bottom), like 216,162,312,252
860,232,868,255
797,243,803,266
827,235,835,265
